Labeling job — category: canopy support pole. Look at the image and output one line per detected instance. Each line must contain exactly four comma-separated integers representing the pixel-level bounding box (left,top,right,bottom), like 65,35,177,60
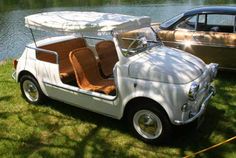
234,16,236,33
110,30,114,37
30,28,37,47
150,26,162,45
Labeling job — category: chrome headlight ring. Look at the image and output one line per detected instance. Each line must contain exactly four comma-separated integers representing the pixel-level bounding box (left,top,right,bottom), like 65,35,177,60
210,63,219,80
188,82,200,101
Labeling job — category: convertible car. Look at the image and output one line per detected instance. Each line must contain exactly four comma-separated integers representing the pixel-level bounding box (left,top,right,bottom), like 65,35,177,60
12,11,217,143
153,6,236,70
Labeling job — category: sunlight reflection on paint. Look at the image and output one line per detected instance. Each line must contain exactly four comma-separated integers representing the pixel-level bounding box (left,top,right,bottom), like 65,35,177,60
183,40,192,48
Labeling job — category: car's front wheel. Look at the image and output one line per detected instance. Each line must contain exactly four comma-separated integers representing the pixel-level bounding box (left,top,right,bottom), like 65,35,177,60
20,75,46,104
127,104,172,144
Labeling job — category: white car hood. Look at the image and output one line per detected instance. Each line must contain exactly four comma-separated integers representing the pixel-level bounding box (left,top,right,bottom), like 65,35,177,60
128,46,206,84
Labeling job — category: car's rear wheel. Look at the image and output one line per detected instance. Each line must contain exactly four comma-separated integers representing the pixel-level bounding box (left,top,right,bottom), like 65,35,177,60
127,104,172,144
20,75,46,104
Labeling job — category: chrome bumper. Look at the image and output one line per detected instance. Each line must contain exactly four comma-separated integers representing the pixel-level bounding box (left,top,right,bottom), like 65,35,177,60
12,71,16,80
174,86,215,125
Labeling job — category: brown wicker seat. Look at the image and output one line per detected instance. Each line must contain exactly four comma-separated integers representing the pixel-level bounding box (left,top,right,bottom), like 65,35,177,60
36,38,86,83
69,47,115,95
95,40,118,77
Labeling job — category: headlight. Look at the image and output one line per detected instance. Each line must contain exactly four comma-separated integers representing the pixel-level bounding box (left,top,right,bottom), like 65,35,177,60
188,82,200,101
209,63,219,80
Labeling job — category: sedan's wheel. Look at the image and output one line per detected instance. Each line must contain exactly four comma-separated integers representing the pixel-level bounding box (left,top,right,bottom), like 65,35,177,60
128,104,172,144
20,75,46,104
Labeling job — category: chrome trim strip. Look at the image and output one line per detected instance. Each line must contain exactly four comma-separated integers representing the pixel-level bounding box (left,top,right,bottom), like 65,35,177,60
121,37,160,44
26,45,59,64
163,40,236,49
174,86,215,125
43,82,118,101
219,67,236,71
83,36,106,41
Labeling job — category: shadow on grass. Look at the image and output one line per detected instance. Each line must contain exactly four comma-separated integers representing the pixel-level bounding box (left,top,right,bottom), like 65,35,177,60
172,71,236,157
0,71,235,157
44,99,128,133
0,95,12,102
31,73,234,157
0,97,134,157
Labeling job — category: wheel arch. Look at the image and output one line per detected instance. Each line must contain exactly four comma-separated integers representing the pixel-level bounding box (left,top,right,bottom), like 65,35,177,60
17,70,37,82
123,97,171,122
19,71,47,104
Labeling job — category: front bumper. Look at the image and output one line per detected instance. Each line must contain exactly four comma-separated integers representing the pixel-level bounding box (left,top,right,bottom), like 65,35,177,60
174,85,215,125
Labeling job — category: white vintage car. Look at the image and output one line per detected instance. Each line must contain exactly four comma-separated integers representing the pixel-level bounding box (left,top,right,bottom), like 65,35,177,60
12,11,218,143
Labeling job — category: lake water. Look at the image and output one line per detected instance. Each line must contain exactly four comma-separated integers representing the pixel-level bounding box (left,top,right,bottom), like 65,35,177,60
0,0,235,61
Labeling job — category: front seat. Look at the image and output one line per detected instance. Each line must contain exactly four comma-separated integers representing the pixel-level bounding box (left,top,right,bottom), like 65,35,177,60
69,47,115,95
95,40,118,77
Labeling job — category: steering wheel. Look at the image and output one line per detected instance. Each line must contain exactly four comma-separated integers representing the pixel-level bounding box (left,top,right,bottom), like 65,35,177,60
127,35,145,53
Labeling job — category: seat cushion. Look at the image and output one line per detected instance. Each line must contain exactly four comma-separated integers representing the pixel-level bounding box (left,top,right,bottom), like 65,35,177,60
59,67,75,82
69,47,115,95
83,80,115,95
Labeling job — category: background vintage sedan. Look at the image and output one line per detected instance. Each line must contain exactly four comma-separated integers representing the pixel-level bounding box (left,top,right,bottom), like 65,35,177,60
153,6,236,70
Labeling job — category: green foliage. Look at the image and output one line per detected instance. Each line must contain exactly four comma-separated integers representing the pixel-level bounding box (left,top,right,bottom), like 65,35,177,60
0,60,235,157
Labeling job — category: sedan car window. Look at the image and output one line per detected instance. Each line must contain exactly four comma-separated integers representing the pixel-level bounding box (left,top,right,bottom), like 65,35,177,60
207,14,235,26
176,15,197,30
197,14,236,33
198,14,206,24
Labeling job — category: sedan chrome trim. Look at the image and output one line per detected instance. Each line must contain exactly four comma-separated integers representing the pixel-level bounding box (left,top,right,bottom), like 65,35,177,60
163,41,236,49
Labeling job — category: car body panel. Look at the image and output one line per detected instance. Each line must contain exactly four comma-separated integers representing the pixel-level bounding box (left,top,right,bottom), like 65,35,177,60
13,12,218,127
128,46,206,84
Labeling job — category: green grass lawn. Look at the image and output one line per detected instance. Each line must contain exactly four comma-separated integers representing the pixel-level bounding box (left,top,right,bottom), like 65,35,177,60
0,60,235,158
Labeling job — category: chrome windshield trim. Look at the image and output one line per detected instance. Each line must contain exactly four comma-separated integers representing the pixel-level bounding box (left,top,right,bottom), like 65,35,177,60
83,36,107,41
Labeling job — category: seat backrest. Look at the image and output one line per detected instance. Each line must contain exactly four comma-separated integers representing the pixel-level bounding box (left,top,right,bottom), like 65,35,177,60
69,47,103,88
36,38,86,72
95,40,118,77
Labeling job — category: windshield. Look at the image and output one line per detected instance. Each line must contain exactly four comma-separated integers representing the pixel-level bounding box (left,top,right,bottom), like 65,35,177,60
160,13,184,29
117,27,161,57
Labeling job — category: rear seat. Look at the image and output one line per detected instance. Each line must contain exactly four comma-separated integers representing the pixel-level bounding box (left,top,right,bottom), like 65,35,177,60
36,38,86,83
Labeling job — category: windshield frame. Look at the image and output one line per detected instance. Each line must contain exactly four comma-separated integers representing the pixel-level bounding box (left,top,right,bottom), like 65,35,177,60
116,26,162,57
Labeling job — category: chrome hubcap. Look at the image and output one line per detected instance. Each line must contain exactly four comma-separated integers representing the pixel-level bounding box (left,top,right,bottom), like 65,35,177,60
133,110,162,139
23,80,39,102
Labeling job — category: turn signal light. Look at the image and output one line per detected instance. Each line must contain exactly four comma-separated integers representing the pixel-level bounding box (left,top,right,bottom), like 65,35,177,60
13,59,18,69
